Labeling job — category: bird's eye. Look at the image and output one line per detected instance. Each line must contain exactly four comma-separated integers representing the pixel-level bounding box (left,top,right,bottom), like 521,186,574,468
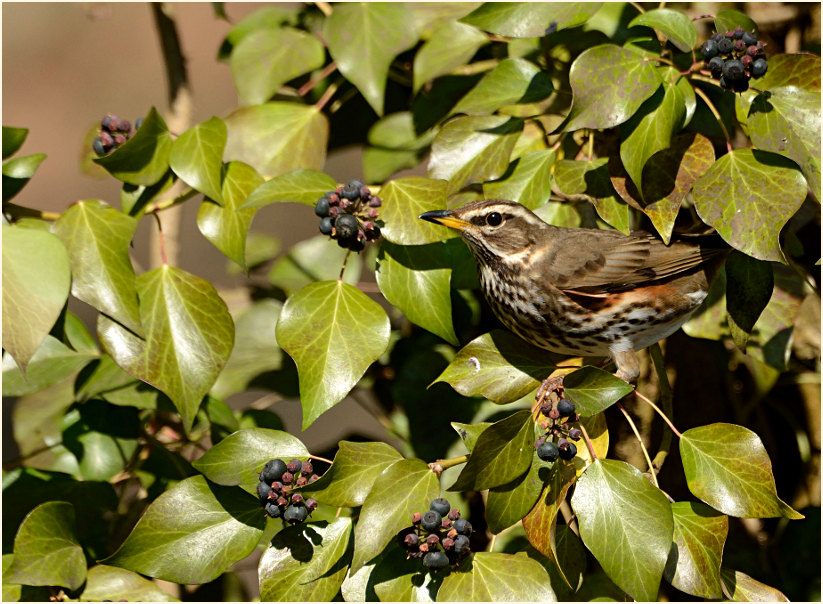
486,212,503,227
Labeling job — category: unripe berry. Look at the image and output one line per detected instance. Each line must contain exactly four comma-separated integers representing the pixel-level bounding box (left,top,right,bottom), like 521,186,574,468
305,498,318,512
287,459,302,473
404,533,419,548
118,119,132,133
281,471,294,484
569,428,582,441
93,138,106,156
412,512,422,524
291,493,304,505
426,534,440,547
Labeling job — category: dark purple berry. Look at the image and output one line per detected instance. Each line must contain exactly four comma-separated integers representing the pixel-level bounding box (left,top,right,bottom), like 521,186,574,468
453,518,472,536
287,459,302,473
421,510,442,533
746,45,759,57
559,441,577,460
741,54,753,69
733,39,746,53
99,131,114,147
751,58,768,77
442,537,454,549
257,481,272,502
708,56,724,77
359,185,371,198
301,461,313,476
277,496,288,507
291,493,304,505
537,441,559,462
118,119,132,133
722,59,745,81
284,505,308,524
426,534,440,547
453,534,470,555
724,30,735,38
731,77,750,93
92,138,106,155
261,459,287,483
569,428,582,441
742,31,757,46
430,498,451,516
296,475,308,487
733,26,744,39
447,509,460,521
265,502,282,518
422,550,449,571
113,134,127,146
348,237,366,252
368,196,381,207
404,533,420,548
319,216,333,235
315,196,331,217
717,38,733,54
557,399,576,417
102,115,119,131
305,498,318,512
281,471,294,484
701,40,718,59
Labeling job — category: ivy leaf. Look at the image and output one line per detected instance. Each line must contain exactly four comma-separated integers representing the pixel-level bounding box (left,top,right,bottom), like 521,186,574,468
120,170,175,217
298,441,403,507
370,544,438,602
483,149,556,209
451,58,553,116
452,421,493,452
2,224,71,372
680,423,803,519
259,518,353,602
413,20,488,93
449,410,534,492
379,177,452,245
3,336,96,397
77,565,178,602
197,161,263,270
554,158,629,234
276,280,390,429
241,169,337,209
169,116,226,204
435,330,556,404
563,366,633,416
102,475,265,584
7,502,86,591
693,149,806,263
437,552,556,601
747,266,806,370
460,2,601,37
2,152,47,202
3,125,28,158
231,27,325,105
566,44,660,131
324,3,418,116
352,458,439,570
191,427,308,495
98,266,235,434
663,501,728,599
486,447,546,534
94,107,172,186
713,10,758,36
53,200,142,336
725,251,774,352
571,458,673,602
224,102,328,178
363,112,432,183
375,241,458,345
628,8,697,52
268,235,361,297
720,568,789,602
428,115,523,194
217,5,299,60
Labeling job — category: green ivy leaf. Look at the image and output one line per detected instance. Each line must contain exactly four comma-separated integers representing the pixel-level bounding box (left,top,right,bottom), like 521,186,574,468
2,125,28,158
563,366,633,416
363,113,432,183
120,169,175,217
413,20,488,93
231,27,325,105
628,8,696,52
486,447,546,534
720,568,789,602
3,336,96,397
435,330,555,404
324,3,418,116
352,458,439,570
571,458,673,602
370,544,438,602
197,161,263,269
680,423,803,519
438,552,556,601
53,199,142,335
268,235,361,297
566,44,660,131
98,266,235,433
713,10,758,36
379,177,452,245
461,2,601,37
554,158,629,234
483,149,556,209
692,149,807,263
7,502,86,591
2,224,71,372
663,501,728,599
102,475,264,584
449,410,534,491
241,169,337,209
725,251,774,352
169,116,226,204
428,115,523,194
2,153,46,202
259,518,353,602
217,5,299,60
451,58,553,116
77,565,178,602
298,441,403,507
375,241,458,345
224,102,328,178
276,280,390,429
452,421,493,452
191,428,308,495
94,107,172,186
748,266,806,370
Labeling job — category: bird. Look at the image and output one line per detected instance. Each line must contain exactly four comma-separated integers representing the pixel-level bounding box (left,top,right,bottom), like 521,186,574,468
419,199,729,385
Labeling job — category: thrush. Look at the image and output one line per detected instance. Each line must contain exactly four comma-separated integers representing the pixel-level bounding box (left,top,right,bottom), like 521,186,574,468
420,199,729,384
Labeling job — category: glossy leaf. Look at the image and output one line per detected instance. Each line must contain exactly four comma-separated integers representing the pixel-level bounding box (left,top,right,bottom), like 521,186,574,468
352,458,439,570
379,177,452,245
3,125,28,158
693,149,806,263
747,266,806,370
452,421,493,452
120,169,175,217
324,3,418,116
241,169,337,209
276,280,390,429
725,251,773,352
449,410,534,491
78,565,178,602
566,44,660,131
259,518,353,602
191,428,308,495
224,102,327,178
628,8,696,52
438,552,556,601
268,235,361,296
720,568,789,602
680,423,803,519
375,241,458,345
563,365,633,416
94,107,172,186
370,544,438,602
98,266,235,433
663,501,727,599
53,199,142,335
2,224,71,372
2,153,46,201
486,447,546,534
231,27,325,105
461,2,600,37
7,502,86,591
217,5,299,60
483,149,555,209
435,330,555,404
451,58,553,116
102,475,265,584
2,336,96,397
413,20,487,92
554,158,629,234
169,116,226,204
298,441,403,507
571,458,673,601
197,161,263,269
713,10,758,36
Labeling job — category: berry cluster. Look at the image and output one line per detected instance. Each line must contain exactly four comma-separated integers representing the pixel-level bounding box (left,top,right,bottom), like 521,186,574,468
400,498,473,572
701,26,768,92
315,179,382,252
93,114,144,156
535,396,581,462
257,458,319,524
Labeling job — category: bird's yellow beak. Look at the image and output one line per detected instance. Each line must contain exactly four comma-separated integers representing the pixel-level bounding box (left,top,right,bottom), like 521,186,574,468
419,210,471,231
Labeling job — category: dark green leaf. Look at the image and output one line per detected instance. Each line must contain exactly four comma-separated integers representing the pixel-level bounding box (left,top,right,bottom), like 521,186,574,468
628,8,696,52
720,568,789,602
94,107,172,186
713,10,758,36
169,116,226,204
379,177,452,245
438,552,556,601
461,2,601,37
370,543,439,602
3,336,96,397
119,169,175,217
413,21,487,92
483,149,555,209
563,366,633,416
725,251,773,352
78,565,179,602
451,58,553,116
486,447,545,534
451,421,493,452
241,169,337,209
3,125,28,158
2,153,46,202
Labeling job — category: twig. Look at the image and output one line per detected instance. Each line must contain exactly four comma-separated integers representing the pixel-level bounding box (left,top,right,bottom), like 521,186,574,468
616,402,658,487
692,84,734,153
3,201,61,222
310,454,334,465
153,213,168,266
578,422,598,461
315,80,340,112
315,2,332,16
431,455,469,471
634,389,682,438
649,343,673,470
298,62,338,96
338,250,351,281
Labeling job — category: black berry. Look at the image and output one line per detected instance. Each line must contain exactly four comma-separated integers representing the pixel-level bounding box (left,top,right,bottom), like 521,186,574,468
453,534,471,556
430,498,451,516
722,59,745,81
559,442,578,460
537,441,560,462
257,481,272,502
708,56,724,77
717,38,733,54
335,214,359,240
557,399,576,417
421,510,442,533
135,117,144,130
422,550,449,571
751,58,768,77
93,138,106,156
265,502,282,518
733,26,744,39
319,216,333,235
404,533,419,548
742,31,757,46
261,459,287,483
453,518,472,536
118,119,132,133
340,181,362,201
315,196,330,217
284,505,308,524
701,40,718,59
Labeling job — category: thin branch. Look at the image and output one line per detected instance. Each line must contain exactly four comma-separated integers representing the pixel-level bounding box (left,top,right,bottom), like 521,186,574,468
3,201,61,222
635,389,682,438
153,212,168,265
649,343,674,470
298,62,338,96
578,422,598,461
616,402,658,487
431,455,469,471
310,454,334,465
692,84,734,153
315,80,340,112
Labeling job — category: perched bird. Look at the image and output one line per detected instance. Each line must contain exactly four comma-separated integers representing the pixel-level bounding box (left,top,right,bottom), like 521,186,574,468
420,199,729,383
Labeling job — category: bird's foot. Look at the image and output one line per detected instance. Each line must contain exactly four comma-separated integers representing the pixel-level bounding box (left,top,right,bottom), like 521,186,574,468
536,374,565,406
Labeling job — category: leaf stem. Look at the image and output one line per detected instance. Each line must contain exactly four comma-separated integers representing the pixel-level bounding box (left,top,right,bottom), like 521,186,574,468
3,201,61,222
649,343,674,470
315,80,340,112
692,84,734,153
616,402,658,487
487,533,496,552
578,422,598,462
310,454,334,465
431,455,469,471
634,389,682,438
298,62,338,97
146,186,199,215
338,250,351,281
153,212,168,265
448,58,500,77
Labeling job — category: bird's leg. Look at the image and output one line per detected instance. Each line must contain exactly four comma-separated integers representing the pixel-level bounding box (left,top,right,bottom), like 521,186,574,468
612,348,640,384
536,374,565,405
